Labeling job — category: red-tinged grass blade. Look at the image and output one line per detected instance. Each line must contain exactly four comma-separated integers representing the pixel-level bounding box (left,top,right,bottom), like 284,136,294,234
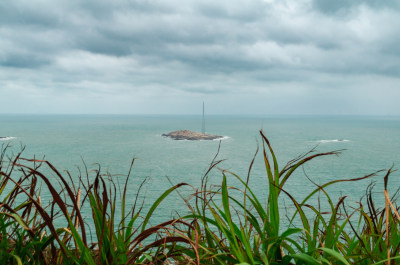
18,160,87,244
304,171,381,206
259,130,279,182
260,131,280,240
129,236,190,262
127,219,198,263
288,171,381,225
278,150,343,192
0,172,69,257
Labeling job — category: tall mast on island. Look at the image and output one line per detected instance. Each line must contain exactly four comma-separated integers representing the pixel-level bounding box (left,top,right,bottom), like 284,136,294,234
202,102,205,134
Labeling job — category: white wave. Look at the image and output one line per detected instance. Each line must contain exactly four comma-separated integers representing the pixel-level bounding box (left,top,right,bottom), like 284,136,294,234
318,139,350,143
0,137,16,141
213,136,231,141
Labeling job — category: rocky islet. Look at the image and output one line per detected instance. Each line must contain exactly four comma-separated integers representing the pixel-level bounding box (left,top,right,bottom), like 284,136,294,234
162,130,223,140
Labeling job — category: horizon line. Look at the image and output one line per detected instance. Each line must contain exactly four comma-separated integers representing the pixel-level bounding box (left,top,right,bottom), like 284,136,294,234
1,113,400,117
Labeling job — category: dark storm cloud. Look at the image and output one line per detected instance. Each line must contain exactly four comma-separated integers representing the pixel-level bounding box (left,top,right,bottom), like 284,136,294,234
1,0,400,114
1,52,50,68
312,0,400,15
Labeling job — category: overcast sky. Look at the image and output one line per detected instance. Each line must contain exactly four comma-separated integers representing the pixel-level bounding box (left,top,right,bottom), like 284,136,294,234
1,0,400,115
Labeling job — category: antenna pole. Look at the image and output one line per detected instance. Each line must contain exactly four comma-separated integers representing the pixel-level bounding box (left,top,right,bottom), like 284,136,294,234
202,102,205,134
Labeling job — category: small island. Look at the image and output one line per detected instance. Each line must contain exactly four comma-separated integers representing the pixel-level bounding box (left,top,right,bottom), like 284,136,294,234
162,130,223,140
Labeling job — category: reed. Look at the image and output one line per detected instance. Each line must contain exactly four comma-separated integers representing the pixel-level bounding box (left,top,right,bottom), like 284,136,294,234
0,144,196,264
0,131,399,264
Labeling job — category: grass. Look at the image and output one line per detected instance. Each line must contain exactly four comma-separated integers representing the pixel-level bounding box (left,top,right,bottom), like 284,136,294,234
0,130,399,264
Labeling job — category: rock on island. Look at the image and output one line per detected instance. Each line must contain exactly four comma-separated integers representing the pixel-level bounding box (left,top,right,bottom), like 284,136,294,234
162,130,223,140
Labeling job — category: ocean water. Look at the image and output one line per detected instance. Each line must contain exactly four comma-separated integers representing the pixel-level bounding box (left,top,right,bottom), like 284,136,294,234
1,114,400,226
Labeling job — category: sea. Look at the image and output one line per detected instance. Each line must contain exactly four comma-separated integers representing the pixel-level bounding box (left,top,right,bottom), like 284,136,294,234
1,114,400,228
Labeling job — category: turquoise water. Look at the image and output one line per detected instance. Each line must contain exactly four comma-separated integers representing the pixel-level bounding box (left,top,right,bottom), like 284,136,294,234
1,114,400,226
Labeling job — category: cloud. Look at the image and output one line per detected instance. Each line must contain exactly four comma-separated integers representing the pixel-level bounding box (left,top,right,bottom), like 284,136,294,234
312,0,400,16
0,0,399,114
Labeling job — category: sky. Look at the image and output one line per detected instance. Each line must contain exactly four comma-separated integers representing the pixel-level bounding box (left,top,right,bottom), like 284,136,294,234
1,0,400,115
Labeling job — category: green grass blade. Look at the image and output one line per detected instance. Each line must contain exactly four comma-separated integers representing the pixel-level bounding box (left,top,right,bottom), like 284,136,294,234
319,247,350,265
141,183,187,232
11,254,22,265
290,253,321,265
66,215,96,265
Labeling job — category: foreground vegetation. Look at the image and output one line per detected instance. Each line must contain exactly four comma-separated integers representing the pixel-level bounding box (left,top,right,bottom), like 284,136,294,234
0,131,399,264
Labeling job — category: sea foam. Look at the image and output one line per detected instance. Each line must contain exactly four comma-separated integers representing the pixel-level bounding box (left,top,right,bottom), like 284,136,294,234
0,137,16,141
213,136,231,141
318,139,350,143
